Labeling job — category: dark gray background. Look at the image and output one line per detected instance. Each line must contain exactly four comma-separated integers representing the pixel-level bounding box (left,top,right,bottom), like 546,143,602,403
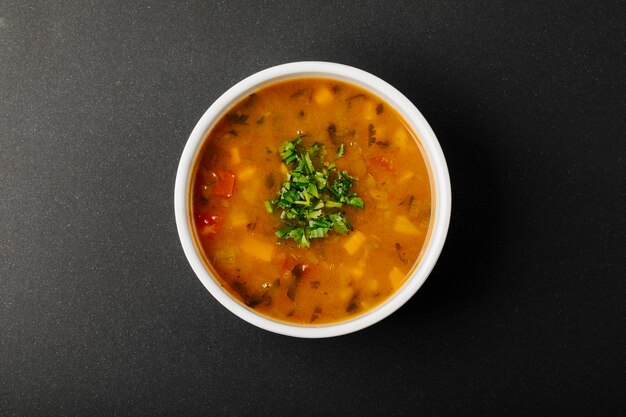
1,1,625,415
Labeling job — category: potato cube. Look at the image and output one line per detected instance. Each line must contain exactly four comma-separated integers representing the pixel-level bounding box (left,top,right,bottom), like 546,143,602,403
237,166,256,182
228,209,247,227
363,101,377,120
339,287,354,301
394,127,409,150
365,278,379,292
240,237,274,262
350,267,364,280
398,171,414,183
313,87,333,105
343,231,365,255
230,147,241,165
389,267,405,290
393,215,420,236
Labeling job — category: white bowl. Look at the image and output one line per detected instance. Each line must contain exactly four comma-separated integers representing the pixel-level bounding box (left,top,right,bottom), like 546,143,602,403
175,62,451,338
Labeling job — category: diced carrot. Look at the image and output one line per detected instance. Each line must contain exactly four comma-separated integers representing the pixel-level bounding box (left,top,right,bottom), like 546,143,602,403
212,169,235,197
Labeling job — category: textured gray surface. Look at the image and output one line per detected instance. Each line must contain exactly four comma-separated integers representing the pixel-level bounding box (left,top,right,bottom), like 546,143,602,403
1,1,625,415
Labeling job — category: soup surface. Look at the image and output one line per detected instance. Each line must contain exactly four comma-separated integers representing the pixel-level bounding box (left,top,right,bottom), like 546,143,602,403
191,78,431,324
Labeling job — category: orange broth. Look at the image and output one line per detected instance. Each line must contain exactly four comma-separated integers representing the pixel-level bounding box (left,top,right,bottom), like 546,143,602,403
191,78,431,324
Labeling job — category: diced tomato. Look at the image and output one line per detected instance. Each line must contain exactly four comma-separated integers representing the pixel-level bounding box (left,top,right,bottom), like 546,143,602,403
196,213,219,226
195,213,220,237
212,169,236,197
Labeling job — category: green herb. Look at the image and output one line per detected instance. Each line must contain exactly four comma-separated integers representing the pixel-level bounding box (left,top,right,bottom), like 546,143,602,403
336,144,344,159
347,196,364,208
265,135,365,247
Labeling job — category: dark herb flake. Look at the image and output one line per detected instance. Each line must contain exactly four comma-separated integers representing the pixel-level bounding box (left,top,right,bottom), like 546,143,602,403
346,93,365,101
226,113,249,125
368,124,376,146
327,123,355,145
291,89,312,99
286,265,304,301
395,243,408,265
242,93,257,108
346,292,361,313
310,306,322,322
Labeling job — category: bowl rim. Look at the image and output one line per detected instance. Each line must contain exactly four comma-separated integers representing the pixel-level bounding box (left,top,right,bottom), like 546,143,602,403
174,61,451,338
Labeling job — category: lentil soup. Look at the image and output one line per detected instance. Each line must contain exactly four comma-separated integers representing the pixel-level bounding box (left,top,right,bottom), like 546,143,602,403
191,78,432,324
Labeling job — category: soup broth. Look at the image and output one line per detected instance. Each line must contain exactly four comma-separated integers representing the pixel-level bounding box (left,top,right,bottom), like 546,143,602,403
191,78,431,324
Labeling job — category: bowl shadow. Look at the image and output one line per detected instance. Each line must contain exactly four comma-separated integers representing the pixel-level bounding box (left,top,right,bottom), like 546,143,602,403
331,54,507,319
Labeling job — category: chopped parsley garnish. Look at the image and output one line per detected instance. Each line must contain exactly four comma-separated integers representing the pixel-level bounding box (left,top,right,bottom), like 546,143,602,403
265,135,365,247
